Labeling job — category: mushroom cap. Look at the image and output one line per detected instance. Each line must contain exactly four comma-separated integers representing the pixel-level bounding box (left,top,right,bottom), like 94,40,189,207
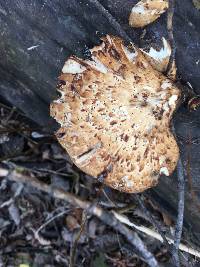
50,35,181,193
129,0,169,28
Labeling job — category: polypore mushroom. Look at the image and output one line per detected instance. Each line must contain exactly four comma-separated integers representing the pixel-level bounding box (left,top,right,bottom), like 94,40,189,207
50,35,181,193
129,0,169,28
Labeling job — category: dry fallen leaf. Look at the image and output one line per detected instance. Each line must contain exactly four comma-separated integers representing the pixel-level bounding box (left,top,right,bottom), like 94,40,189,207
50,35,181,193
162,212,173,226
66,215,80,231
129,0,169,28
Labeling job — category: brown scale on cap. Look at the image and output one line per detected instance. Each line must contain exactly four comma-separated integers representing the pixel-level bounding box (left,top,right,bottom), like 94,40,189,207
50,35,181,193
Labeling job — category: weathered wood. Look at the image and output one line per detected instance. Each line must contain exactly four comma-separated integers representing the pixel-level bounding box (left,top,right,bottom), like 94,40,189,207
1,0,200,244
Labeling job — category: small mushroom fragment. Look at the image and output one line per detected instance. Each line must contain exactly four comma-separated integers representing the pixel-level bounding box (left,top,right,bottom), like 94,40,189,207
129,0,169,28
140,37,171,73
50,35,181,193
167,60,177,81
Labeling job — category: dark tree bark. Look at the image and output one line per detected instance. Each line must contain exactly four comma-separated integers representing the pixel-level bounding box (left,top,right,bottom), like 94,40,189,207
1,0,200,244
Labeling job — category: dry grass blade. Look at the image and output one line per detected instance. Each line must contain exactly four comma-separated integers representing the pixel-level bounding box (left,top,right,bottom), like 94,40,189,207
69,211,87,267
34,210,69,245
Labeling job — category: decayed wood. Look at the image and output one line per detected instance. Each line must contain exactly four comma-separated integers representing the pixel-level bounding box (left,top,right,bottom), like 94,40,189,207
0,0,200,245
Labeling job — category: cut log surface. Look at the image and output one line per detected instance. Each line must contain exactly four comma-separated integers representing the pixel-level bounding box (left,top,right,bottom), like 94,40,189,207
1,0,200,243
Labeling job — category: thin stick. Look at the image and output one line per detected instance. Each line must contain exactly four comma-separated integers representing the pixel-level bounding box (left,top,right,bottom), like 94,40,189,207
172,158,185,267
171,120,186,267
166,0,176,75
35,210,69,241
167,3,184,258
69,211,87,267
112,212,200,258
88,205,158,267
135,194,172,252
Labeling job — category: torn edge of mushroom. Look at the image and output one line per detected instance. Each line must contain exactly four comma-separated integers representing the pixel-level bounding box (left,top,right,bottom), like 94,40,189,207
167,60,177,81
62,55,109,75
129,0,169,28
140,37,171,73
139,37,177,79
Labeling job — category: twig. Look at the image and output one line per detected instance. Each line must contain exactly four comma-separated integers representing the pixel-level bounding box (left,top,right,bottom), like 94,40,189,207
0,102,26,118
166,0,176,75
69,188,113,266
172,158,185,267
167,1,198,262
115,202,136,214
112,212,200,258
69,210,87,267
0,182,23,209
135,194,172,252
87,0,133,44
88,205,158,267
4,107,16,123
171,121,186,267
3,167,158,267
102,188,118,208
34,209,69,245
4,161,75,179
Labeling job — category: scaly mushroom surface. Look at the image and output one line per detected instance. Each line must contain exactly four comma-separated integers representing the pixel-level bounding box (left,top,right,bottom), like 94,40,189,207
50,35,181,193
129,0,169,28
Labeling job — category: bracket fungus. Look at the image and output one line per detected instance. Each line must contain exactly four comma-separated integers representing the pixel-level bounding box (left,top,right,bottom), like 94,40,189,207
50,35,181,193
129,0,169,28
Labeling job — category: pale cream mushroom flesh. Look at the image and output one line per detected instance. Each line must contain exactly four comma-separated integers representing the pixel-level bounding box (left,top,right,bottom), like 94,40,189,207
50,35,181,193
129,0,169,28
141,37,171,73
